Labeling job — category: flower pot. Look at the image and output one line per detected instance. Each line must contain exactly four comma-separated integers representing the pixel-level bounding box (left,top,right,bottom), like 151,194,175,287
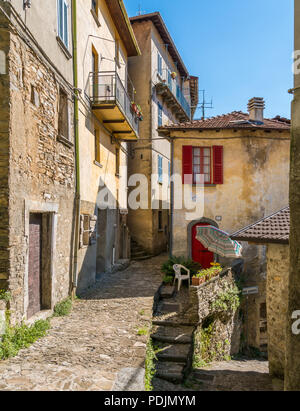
192,277,205,286
171,72,177,79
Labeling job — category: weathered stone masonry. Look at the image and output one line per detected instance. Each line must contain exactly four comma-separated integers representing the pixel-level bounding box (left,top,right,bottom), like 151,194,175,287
0,6,75,324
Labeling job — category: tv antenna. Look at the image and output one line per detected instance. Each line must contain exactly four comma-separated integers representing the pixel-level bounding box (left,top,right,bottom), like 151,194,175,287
138,3,145,15
198,90,213,120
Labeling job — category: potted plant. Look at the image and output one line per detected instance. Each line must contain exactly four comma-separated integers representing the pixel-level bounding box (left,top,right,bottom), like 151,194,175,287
163,275,174,286
192,271,206,286
171,72,177,79
131,101,137,113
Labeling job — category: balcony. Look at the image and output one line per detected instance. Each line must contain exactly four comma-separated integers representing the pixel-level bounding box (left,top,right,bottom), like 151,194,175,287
155,69,191,121
88,71,140,140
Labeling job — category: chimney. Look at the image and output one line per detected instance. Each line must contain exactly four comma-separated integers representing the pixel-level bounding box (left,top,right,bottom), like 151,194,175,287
248,97,265,123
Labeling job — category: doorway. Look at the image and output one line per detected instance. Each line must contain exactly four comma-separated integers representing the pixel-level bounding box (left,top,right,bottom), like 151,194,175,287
28,213,52,318
192,222,214,269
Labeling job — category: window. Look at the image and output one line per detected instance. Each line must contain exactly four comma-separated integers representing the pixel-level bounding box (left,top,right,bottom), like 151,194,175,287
116,147,120,176
158,155,163,184
158,102,163,127
157,52,163,76
193,147,211,184
94,129,100,163
80,215,97,247
182,145,224,185
0,50,5,74
57,0,69,49
58,88,69,140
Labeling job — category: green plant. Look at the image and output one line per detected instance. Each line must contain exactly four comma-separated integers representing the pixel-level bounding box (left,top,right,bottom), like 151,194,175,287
53,297,72,317
193,264,222,281
145,338,157,391
0,319,50,360
139,309,145,316
161,256,202,278
162,275,173,285
0,290,11,302
137,327,148,336
210,285,241,313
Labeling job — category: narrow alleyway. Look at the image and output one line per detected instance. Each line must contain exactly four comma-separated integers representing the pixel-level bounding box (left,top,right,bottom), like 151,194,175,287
0,256,165,391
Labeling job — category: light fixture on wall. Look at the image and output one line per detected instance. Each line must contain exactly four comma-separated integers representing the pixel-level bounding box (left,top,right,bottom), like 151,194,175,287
23,0,32,9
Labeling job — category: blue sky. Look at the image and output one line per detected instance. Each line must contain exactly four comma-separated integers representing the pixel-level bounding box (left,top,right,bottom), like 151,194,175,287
124,0,294,119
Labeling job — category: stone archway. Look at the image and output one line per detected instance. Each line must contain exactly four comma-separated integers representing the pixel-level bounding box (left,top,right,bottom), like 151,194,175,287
187,217,219,260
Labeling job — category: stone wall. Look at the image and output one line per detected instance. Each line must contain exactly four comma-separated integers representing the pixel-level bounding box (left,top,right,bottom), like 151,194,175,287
0,5,10,292
266,243,289,379
192,262,243,364
0,7,76,324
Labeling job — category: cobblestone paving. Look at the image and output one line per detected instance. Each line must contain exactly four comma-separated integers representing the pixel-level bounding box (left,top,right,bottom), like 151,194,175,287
0,256,165,391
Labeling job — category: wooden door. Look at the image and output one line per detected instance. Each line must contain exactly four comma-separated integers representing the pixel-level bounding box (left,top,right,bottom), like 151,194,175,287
28,214,42,318
192,223,214,269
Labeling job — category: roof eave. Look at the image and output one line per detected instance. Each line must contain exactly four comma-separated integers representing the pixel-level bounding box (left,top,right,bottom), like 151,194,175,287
231,236,289,245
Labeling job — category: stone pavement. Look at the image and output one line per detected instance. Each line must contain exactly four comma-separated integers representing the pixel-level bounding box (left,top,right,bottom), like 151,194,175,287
0,255,165,391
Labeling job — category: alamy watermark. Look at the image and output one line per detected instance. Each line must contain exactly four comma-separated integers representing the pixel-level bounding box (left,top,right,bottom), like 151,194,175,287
292,311,300,335
97,168,205,221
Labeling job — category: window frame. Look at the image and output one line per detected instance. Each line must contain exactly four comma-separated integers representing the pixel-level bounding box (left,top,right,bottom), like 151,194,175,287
192,146,212,185
158,102,163,127
157,52,163,76
158,155,163,184
57,0,69,49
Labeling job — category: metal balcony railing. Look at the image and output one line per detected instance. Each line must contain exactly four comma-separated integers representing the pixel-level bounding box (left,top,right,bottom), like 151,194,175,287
89,71,139,137
157,69,191,119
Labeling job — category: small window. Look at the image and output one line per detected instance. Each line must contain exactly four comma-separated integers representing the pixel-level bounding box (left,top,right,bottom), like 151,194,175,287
193,147,211,184
158,211,163,231
30,85,40,107
82,215,90,246
158,102,163,127
116,147,120,176
57,0,69,49
58,88,69,140
158,155,163,184
94,128,100,163
157,52,163,76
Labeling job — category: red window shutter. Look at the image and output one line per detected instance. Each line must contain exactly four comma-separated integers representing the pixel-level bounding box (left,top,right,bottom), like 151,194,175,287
213,146,224,184
182,146,193,184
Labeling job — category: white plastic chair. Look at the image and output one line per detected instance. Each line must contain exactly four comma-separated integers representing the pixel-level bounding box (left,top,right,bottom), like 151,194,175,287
173,264,190,291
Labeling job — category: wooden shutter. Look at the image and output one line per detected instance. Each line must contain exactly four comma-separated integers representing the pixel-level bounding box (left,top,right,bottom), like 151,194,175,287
182,146,193,184
213,146,224,184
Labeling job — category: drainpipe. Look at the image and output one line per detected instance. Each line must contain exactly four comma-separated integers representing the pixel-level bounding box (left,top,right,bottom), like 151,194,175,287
71,0,80,297
169,137,174,257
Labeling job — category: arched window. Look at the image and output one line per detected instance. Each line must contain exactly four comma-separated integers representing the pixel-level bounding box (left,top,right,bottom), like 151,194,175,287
0,50,6,74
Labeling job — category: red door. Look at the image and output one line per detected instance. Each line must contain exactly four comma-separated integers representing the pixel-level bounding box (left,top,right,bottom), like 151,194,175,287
192,223,214,269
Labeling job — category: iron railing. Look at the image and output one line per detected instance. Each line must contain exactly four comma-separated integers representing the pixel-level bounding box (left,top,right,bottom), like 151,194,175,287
89,71,139,137
157,69,191,119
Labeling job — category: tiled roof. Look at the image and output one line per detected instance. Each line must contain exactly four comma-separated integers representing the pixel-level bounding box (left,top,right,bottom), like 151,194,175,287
158,111,291,132
231,207,290,244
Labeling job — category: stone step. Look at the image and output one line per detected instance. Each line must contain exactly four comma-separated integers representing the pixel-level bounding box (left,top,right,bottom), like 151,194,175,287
155,362,185,384
192,370,215,384
152,319,196,327
159,285,175,299
156,343,191,363
151,325,194,344
159,302,182,313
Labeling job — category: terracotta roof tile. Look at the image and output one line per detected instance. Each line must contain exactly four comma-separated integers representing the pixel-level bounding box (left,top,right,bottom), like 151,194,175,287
231,207,290,244
158,111,291,131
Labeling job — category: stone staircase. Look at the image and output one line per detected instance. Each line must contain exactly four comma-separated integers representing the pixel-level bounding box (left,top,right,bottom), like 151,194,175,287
151,284,198,386
131,239,152,261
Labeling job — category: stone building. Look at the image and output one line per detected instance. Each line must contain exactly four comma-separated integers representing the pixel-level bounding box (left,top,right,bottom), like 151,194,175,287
127,12,198,257
74,0,141,293
158,99,290,348
0,0,75,324
285,0,300,391
232,207,290,379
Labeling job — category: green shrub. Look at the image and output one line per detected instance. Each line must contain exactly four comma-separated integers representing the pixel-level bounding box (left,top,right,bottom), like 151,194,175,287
162,275,173,285
211,285,241,313
161,256,202,278
0,319,50,360
0,289,11,302
53,297,72,317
